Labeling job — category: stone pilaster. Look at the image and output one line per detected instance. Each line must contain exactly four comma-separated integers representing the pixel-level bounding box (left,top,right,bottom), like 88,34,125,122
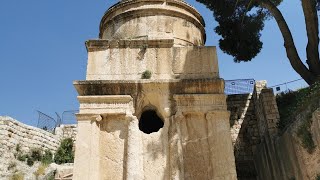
125,115,144,180
206,111,237,180
172,94,237,180
73,95,135,180
73,114,102,180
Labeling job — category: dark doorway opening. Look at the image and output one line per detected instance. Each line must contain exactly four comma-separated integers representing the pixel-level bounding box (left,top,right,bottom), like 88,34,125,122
139,110,164,134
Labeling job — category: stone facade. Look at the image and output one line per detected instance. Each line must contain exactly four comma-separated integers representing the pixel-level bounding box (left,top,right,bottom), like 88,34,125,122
226,81,281,179
55,124,77,141
227,94,260,179
73,0,237,179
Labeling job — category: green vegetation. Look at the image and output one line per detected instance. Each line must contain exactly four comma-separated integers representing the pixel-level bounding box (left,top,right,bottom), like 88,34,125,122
196,0,320,85
276,81,320,131
41,149,53,165
297,118,316,153
27,156,35,166
141,70,152,79
15,144,21,152
54,138,74,164
14,145,54,166
17,154,28,162
10,172,24,180
30,148,42,161
316,174,320,180
276,81,320,153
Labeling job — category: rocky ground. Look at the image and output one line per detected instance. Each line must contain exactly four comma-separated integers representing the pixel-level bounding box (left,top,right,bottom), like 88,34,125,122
2,159,73,180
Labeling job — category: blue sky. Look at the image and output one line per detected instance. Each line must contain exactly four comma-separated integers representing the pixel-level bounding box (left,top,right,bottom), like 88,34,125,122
0,0,308,125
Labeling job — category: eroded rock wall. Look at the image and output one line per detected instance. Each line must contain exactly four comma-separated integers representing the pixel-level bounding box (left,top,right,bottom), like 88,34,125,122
254,106,320,180
0,116,77,178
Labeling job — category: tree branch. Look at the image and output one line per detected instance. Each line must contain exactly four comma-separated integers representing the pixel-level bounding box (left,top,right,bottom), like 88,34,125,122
301,0,320,75
260,0,316,84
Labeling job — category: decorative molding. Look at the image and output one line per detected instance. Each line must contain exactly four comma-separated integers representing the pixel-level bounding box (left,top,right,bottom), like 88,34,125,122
206,111,230,120
76,113,127,122
78,95,134,113
86,39,174,51
174,94,226,107
78,95,132,104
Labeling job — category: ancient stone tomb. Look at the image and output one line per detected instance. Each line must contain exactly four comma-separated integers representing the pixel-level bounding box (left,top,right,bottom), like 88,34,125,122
73,0,237,179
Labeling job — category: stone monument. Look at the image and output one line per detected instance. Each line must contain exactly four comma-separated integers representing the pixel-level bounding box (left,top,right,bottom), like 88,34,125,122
73,0,237,179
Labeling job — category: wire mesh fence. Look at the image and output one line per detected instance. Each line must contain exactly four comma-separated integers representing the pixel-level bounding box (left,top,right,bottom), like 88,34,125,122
36,110,78,133
62,110,79,125
225,79,255,95
36,111,57,133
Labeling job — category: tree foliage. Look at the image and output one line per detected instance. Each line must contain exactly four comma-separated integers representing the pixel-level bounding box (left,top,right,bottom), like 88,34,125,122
54,138,74,164
196,0,320,85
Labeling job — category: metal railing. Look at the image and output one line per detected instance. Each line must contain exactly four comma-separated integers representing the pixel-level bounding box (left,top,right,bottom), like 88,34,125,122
36,110,79,133
225,79,255,95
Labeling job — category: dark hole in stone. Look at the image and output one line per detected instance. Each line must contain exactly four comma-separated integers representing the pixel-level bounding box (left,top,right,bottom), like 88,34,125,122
139,110,164,134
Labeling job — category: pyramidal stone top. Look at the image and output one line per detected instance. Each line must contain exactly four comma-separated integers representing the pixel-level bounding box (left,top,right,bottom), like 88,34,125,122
100,0,206,46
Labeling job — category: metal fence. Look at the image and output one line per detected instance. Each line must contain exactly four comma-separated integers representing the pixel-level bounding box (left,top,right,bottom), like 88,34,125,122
225,79,255,95
36,110,79,133
36,111,57,133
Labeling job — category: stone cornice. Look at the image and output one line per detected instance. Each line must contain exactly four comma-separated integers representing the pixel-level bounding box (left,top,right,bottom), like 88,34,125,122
85,39,174,51
76,113,127,121
73,79,225,96
78,95,133,104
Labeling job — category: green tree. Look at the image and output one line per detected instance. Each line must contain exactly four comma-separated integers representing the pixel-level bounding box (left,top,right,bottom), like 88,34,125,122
196,0,320,85
54,138,74,164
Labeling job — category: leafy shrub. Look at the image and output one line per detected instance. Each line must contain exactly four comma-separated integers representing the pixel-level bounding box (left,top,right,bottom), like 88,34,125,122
17,154,28,162
15,144,21,152
316,174,320,180
276,81,320,131
141,70,152,79
10,173,24,180
54,138,74,164
297,118,316,153
30,148,42,161
41,150,53,165
27,157,35,166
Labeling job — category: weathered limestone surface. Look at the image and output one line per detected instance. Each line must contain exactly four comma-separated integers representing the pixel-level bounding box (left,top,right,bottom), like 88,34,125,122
227,94,260,179
86,43,219,80
252,83,320,180
100,0,206,46
0,116,77,178
73,0,237,179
